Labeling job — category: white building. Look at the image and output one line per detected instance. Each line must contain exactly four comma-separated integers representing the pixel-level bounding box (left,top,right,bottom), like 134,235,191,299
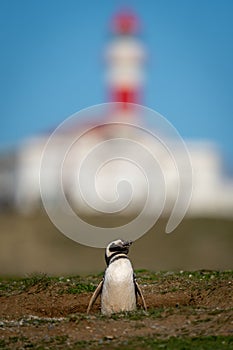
12,123,233,219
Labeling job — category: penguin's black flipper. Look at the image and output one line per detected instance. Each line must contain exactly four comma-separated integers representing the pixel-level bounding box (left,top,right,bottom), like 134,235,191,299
134,278,147,311
87,279,104,314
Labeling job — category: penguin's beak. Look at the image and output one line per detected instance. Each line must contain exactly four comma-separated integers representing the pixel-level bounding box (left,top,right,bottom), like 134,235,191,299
122,240,133,247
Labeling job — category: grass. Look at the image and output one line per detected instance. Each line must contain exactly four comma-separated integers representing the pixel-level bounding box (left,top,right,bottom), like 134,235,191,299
0,273,55,295
126,336,233,350
0,269,232,301
1,270,232,296
0,273,99,296
1,336,233,350
134,269,233,282
0,270,232,349
66,283,96,294
74,336,233,350
1,269,232,299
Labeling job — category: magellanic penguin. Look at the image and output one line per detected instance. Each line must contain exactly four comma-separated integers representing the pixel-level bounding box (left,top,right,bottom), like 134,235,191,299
87,239,147,316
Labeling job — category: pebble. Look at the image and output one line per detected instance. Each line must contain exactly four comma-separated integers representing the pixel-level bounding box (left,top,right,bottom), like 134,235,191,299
104,335,114,340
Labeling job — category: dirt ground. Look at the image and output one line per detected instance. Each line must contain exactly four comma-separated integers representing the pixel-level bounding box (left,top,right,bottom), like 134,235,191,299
0,271,232,349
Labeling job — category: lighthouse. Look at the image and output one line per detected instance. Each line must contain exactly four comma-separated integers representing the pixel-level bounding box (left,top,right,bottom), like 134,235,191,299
105,10,146,113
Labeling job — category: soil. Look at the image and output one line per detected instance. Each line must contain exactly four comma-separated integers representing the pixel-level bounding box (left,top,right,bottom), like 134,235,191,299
0,272,232,349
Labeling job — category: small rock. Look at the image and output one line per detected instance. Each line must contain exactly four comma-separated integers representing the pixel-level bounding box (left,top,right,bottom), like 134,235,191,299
151,325,158,329
104,335,114,340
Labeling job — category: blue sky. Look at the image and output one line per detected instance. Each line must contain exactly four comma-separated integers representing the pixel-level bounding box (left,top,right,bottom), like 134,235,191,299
0,0,233,166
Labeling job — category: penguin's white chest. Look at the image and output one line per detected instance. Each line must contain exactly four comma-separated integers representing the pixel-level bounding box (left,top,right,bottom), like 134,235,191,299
101,259,136,315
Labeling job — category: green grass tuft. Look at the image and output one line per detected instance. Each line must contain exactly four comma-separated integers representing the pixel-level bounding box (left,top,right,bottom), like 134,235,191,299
66,283,96,294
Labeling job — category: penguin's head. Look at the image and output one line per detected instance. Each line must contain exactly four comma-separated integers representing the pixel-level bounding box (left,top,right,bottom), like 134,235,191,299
105,239,133,265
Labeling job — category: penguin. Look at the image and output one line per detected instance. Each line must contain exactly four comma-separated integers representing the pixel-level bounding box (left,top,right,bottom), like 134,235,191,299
87,239,147,315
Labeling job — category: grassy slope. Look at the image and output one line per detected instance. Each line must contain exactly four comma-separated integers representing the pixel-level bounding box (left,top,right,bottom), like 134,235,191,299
0,270,233,349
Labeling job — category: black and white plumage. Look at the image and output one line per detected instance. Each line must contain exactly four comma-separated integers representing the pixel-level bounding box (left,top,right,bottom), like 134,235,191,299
87,239,147,316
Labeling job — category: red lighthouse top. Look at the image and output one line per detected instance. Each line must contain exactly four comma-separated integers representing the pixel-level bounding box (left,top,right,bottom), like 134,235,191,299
112,11,139,34
107,10,144,110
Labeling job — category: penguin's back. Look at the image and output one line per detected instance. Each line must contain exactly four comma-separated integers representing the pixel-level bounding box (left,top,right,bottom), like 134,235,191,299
101,258,136,315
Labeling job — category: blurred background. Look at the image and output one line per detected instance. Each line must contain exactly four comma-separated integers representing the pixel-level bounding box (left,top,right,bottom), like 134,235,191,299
0,0,233,276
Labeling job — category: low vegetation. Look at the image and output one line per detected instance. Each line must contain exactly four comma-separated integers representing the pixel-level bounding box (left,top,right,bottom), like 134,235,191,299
0,270,232,349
